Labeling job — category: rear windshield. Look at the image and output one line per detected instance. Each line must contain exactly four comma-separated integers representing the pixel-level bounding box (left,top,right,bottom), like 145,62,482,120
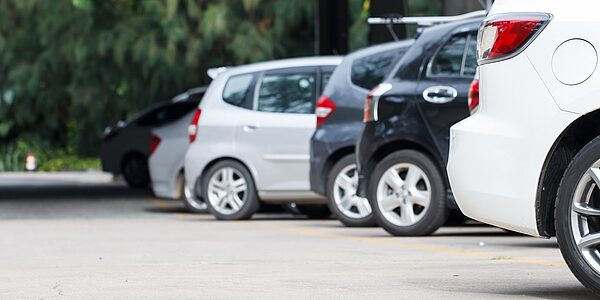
351,48,408,90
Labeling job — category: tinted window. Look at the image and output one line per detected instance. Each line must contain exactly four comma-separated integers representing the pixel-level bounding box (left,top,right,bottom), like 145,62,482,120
137,102,198,126
430,34,467,76
351,49,400,90
223,74,254,107
257,73,316,114
463,35,478,76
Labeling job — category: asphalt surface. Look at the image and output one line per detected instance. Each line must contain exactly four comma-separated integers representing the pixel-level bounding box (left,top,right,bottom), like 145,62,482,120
0,172,596,299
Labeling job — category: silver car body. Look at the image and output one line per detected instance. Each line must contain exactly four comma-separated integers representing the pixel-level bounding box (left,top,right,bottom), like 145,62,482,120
184,57,342,204
149,110,195,199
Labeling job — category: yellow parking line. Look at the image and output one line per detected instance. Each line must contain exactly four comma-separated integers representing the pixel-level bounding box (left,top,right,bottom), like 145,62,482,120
258,224,566,268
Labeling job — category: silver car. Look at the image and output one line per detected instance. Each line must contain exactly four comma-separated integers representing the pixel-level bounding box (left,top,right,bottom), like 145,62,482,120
184,57,342,220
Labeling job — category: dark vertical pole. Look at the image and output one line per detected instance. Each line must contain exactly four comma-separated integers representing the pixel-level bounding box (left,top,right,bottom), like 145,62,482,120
368,0,408,44
316,0,349,55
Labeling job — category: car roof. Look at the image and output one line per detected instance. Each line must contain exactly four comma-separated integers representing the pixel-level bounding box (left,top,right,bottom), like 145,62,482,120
219,56,343,77
345,39,415,60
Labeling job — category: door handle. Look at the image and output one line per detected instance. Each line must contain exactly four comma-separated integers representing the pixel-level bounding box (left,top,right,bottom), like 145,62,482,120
422,86,458,104
242,124,259,132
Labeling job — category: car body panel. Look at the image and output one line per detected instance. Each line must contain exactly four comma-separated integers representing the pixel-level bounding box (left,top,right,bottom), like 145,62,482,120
185,57,342,204
447,1,593,236
356,19,481,203
310,40,414,196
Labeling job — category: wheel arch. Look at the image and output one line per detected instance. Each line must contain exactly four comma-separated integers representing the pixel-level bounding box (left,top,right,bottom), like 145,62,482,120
537,108,600,237
320,146,356,196
363,138,446,187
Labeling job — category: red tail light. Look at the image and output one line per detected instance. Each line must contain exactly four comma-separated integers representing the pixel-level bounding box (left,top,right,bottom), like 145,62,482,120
316,96,335,127
364,83,392,122
149,134,161,156
478,14,551,64
188,108,201,143
468,79,479,114
363,94,374,122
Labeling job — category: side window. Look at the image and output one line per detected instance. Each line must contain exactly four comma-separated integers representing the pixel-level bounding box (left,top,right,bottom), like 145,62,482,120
351,49,400,90
223,74,255,108
462,34,478,77
429,34,468,77
257,72,316,114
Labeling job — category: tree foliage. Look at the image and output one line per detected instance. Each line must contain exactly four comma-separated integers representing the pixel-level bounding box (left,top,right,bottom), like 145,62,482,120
0,0,316,156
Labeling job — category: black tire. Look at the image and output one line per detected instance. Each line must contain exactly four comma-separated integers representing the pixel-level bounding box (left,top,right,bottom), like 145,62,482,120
122,154,150,188
181,173,208,214
368,150,448,236
201,160,260,220
556,136,600,296
297,205,331,219
326,154,376,227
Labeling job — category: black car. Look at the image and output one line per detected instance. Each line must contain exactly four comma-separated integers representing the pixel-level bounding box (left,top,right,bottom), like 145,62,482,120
101,87,206,187
356,18,481,236
310,40,414,227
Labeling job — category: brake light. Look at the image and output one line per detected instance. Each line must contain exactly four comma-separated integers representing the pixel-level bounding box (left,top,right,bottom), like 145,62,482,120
468,79,479,114
316,96,336,127
478,14,551,64
149,134,161,156
188,108,201,143
364,83,392,122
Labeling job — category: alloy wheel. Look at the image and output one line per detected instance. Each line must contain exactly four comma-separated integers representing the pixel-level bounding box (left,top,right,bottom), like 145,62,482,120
376,163,431,226
207,167,248,215
184,182,207,211
333,163,371,219
570,163,600,275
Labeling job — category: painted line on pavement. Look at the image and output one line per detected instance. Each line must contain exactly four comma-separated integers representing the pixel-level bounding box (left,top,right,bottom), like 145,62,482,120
257,223,566,268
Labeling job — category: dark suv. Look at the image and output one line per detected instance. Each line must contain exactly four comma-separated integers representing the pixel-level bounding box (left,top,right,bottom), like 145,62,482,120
310,40,413,227
356,18,481,236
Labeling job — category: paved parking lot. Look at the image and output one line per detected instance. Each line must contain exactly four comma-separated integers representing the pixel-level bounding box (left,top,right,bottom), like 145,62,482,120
0,173,595,299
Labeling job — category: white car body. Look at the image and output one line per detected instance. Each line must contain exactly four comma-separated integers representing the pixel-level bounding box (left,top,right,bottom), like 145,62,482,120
149,110,194,199
184,57,342,204
448,0,600,236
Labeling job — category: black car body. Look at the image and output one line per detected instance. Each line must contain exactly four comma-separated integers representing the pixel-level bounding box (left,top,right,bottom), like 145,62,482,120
101,87,206,187
356,18,481,235
309,40,414,226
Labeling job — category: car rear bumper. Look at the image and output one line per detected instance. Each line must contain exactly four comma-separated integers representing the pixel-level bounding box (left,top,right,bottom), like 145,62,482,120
447,55,578,237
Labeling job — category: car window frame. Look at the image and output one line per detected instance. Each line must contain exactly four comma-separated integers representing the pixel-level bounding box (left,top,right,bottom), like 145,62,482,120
425,31,477,79
251,66,318,114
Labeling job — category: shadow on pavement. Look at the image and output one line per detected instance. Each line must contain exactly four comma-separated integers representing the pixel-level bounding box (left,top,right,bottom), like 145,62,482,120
0,184,153,200
490,285,596,299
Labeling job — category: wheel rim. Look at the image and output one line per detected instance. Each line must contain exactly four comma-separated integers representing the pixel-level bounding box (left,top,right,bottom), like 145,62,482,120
207,167,248,215
376,163,431,227
184,180,207,211
333,163,371,219
570,163,600,275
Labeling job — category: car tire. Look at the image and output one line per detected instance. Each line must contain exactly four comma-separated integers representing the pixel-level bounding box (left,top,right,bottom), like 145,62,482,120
556,136,600,296
122,154,150,188
326,154,376,227
180,173,208,214
202,160,260,220
296,205,331,219
368,150,448,236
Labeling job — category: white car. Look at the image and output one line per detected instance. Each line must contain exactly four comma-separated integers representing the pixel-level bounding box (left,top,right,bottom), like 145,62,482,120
184,57,341,220
148,87,208,212
448,0,600,294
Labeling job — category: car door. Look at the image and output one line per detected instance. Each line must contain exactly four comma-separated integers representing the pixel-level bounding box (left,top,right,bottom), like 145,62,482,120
416,31,478,162
234,66,318,192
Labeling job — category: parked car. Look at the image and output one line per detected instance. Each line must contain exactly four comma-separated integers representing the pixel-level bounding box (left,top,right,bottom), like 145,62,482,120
184,57,341,220
310,40,414,227
101,87,206,188
448,1,600,294
148,87,207,212
356,18,481,236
